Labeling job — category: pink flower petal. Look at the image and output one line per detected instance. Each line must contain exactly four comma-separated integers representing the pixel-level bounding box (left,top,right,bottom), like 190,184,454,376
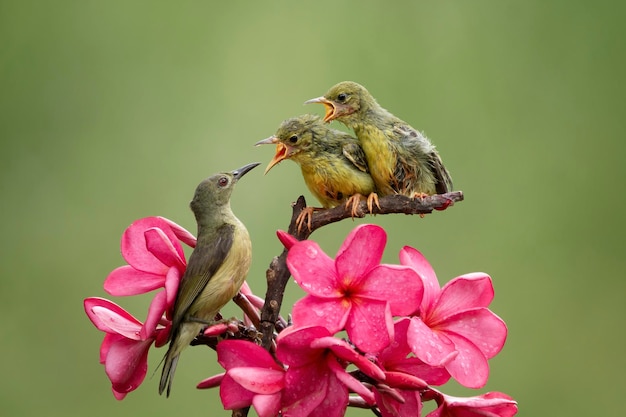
121,217,184,274
383,371,427,389
399,246,440,311
346,297,393,353
252,393,282,417
407,317,457,367
335,224,386,286
276,230,298,249
276,326,331,367
228,367,284,394
444,333,490,389
163,266,181,313
140,290,167,339
104,266,165,296
379,317,412,364
220,373,255,409
282,364,329,417
84,297,142,338
203,322,230,336
326,355,375,405
434,392,518,417
361,264,423,316
158,216,197,248
100,333,123,364
391,357,451,386
218,340,282,370
291,295,350,334
375,388,422,417
312,337,385,381
287,241,341,298
104,337,152,393
197,372,224,389
144,227,186,270
431,274,494,322
439,308,507,359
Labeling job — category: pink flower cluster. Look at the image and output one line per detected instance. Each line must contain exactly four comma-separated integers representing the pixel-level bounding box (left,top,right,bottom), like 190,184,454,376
84,217,196,399
85,218,516,416
200,224,516,417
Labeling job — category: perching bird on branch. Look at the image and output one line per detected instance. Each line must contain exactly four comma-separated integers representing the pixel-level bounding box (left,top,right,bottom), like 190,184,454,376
159,162,259,397
256,114,376,229
305,81,453,199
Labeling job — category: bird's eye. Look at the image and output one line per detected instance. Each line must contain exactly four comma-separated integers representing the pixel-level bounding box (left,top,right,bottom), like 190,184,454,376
337,93,347,102
289,135,298,143
218,176,229,187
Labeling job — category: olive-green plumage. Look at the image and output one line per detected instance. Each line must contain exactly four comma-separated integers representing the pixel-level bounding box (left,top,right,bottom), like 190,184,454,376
159,162,259,397
256,114,375,209
306,81,452,197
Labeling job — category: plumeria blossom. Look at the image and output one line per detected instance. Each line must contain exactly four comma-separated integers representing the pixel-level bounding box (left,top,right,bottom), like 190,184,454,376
85,216,196,398
426,391,518,417
280,224,424,353
83,297,169,399
373,318,451,417
208,340,285,417
104,216,195,327
400,247,508,389
277,325,386,417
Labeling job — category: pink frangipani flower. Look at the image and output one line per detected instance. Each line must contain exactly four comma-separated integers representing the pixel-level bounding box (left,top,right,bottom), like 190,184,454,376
283,224,424,353
400,247,508,389
83,297,168,399
426,391,518,417
104,216,195,312
211,340,285,417
277,325,386,417
372,318,450,417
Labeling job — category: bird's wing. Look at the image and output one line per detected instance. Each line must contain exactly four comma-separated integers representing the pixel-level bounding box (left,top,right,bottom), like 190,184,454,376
170,223,235,331
394,123,453,194
342,142,370,173
429,152,453,194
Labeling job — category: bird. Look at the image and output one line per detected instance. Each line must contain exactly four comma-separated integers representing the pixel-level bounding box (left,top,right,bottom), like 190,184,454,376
305,81,452,199
159,162,259,397
255,114,376,230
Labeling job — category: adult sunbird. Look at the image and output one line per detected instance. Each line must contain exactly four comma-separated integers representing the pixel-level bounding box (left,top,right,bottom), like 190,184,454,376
305,81,452,199
255,114,375,229
159,162,259,397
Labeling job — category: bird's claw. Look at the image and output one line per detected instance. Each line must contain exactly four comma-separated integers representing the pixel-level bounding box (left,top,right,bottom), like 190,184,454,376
344,194,363,218
366,192,380,214
296,207,316,232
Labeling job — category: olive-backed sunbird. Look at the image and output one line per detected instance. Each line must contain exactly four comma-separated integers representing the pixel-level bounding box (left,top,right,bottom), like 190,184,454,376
305,81,452,198
255,114,375,220
159,162,259,397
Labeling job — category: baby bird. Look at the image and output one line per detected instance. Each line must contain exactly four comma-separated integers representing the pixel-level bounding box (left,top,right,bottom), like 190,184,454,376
256,114,375,229
306,81,452,198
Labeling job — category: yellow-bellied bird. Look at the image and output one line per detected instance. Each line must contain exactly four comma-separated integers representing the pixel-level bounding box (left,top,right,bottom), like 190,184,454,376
159,162,259,396
306,81,452,198
256,114,375,229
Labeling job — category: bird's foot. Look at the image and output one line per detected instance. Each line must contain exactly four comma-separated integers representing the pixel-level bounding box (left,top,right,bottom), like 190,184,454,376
411,193,430,218
344,194,364,218
296,206,321,232
366,192,380,214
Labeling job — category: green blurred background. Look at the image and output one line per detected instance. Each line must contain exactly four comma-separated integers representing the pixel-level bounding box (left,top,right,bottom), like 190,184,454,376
1,1,624,416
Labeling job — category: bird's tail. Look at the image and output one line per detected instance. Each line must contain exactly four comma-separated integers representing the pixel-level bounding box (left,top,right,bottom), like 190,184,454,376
159,344,180,397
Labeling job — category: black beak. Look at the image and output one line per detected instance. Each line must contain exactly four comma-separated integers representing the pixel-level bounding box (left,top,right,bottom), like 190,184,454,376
232,162,261,180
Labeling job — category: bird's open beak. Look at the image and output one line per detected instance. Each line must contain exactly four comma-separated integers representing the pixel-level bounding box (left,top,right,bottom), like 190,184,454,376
256,136,290,175
232,162,260,180
304,96,337,123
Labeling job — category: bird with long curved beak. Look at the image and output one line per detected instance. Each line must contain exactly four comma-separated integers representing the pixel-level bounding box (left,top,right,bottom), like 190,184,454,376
256,114,376,230
159,162,259,397
305,81,452,199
